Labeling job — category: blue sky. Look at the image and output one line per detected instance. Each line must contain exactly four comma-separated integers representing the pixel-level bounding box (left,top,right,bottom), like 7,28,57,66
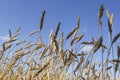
0,0,120,59
0,0,120,38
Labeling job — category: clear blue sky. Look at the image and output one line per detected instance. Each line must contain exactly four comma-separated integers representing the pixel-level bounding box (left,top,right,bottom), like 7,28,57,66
0,0,120,38
0,0,120,54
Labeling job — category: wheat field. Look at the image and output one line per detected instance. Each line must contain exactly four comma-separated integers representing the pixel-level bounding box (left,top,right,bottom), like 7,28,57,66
0,5,120,80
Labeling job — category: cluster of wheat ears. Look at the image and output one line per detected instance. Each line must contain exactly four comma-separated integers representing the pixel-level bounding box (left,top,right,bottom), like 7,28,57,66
0,5,120,80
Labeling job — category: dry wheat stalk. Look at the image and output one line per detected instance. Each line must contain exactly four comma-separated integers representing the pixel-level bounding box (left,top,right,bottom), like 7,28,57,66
75,34,84,42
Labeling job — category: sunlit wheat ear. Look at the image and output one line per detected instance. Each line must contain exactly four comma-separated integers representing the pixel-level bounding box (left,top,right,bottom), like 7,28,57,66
29,30,38,36
93,36,102,53
75,34,84,42
106,9,111,19
112,32,120,44
40,10,46,32
110,13,114,26
98,5,104,26
66,27,78,41
54,22,61,39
